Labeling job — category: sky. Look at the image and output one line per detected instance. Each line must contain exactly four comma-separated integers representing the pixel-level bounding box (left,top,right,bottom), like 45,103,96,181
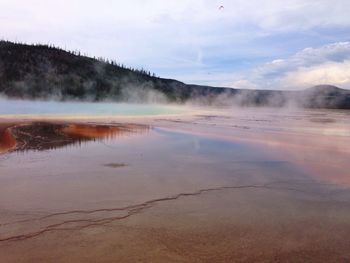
1,0,350,90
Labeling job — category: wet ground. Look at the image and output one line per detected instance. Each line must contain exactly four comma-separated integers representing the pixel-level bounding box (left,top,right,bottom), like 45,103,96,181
0,108,350,262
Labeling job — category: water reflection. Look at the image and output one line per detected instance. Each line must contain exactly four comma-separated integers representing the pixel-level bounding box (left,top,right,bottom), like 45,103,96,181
63,123,149,140
0,122,149,153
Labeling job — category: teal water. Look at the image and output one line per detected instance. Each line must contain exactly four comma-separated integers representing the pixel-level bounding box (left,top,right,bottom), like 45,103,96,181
0,99,184,116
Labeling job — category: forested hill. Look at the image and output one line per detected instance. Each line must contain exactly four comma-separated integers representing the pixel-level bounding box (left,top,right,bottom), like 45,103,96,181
0,41,228,102
0,41,350,108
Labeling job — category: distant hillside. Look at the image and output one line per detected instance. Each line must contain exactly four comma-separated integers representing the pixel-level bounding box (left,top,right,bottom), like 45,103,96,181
296,85,350,109
0,41,349,108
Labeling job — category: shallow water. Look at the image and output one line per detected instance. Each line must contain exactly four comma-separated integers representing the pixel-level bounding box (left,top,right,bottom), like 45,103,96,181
0,109,350,262
0,126,301,212
0,99,185,116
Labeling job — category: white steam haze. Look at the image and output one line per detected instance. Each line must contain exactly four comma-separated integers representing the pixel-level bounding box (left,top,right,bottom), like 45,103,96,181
1,0,350,90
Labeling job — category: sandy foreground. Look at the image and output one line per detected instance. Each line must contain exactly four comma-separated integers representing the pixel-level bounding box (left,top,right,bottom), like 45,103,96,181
0,108,350,263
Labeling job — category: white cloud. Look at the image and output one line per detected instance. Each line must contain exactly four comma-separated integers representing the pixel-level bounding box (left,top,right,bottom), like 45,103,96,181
283,60,350,88
257,42,350,77
233,42,350,90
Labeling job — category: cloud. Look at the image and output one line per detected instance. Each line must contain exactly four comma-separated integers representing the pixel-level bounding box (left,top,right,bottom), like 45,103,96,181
233,42,350,89
258,42,350,76
283,60,350,88
1,0,350,87
230,80,258,90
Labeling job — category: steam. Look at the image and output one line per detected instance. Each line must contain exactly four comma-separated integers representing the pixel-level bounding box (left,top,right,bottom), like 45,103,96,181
0,56,170,104
184,85,350,110
119,85,169,104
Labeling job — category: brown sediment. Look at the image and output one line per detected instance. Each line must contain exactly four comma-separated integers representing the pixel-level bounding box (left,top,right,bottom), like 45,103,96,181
104,163,128,168
309,117,337,123
0,122,149,153
0,184,280,242
0,180,332,242
0,126,17,153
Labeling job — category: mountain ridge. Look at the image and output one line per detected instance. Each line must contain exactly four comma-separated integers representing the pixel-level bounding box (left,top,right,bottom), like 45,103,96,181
0,41,349,109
